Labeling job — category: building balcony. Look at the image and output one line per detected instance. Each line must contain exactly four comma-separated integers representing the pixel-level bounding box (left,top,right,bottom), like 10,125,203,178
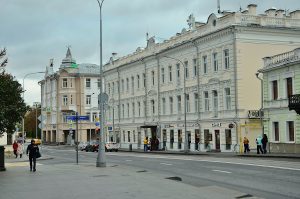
289,94,300,114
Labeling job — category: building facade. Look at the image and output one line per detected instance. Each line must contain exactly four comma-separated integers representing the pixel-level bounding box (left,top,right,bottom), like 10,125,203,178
103,5,300,152
258,48,300,153
40,48,101,144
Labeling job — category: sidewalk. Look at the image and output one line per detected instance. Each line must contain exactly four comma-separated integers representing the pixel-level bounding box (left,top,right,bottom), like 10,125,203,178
0,160,262,199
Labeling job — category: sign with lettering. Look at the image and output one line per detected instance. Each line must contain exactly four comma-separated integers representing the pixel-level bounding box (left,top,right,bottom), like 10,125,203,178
212,123,222,127
248,110,263,119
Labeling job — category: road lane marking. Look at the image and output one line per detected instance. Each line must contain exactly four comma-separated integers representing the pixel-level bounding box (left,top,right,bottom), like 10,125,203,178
160,163,173,166
108,153,300,171
125,160,132,162
212,169,232,174
6,162,43,167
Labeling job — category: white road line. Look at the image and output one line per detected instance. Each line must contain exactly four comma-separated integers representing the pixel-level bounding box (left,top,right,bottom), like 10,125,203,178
125,160,132,162
108,153,300,171
212,169,232,174
160,162,173,166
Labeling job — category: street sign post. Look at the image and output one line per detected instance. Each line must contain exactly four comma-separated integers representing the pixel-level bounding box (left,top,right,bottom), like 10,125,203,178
66,114,89,164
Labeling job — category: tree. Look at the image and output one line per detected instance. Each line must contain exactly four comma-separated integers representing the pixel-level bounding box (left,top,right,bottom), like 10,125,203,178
0,48,8,70
24,107,41,138
0,71,27,136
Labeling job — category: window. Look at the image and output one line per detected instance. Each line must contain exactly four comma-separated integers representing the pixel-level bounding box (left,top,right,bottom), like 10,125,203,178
176,63,180,79
193,59,198,77
62,78,68,88
184,61,189,79
272,80,278,100
132,102,135,118
121,79,124,92
169,97,173,114
122,104,125,118
133,130,136,143
127,103,130,118
286,77,293,98
137,75,140,89
213,52,218,72
107,83,110,95
70,95,73,105
97,79,101,88
151,100,155,115
128,131,131,143
177,95,182,112
131,77,134,92
186,94,190,113
224,49,229,69
169,66,172,82
287,121,294,142
151,71,155,86
194,93,199,112
213,90,218,117
123,131,125,142
143,73,146,88
162,98,166,115
92,112,97,122
86,78,91,88
203,56,207,74
138,102,141,117
112,82,115,94
86,95,91,105
204,91,209,111
225,88,231,110
126,78,129,92
273,122,279,141
161,68,165,83
63,95,68,106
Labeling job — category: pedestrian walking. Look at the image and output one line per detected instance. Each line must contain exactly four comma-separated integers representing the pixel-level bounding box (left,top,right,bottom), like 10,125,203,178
243,137,250,153
256,135,263,154
262,134,268,154
26,139,40,172
17,142,23,158
13,141,18,158
143,137,148,152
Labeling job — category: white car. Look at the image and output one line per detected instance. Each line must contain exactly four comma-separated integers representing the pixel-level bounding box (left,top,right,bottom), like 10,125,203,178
105,142,120,152
78,142,89,151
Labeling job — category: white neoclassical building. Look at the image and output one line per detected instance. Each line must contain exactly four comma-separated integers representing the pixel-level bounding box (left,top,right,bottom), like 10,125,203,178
103,4,300,152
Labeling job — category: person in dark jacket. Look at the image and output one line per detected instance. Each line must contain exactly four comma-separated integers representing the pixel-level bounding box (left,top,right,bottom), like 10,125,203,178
262,134,268,154
26,140,39,172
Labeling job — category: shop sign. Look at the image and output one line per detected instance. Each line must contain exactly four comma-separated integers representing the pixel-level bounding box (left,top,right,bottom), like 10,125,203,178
212,123,221,127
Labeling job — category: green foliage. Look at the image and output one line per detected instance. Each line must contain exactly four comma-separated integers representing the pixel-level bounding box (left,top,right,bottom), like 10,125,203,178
24,107,41,138
0,71,27,135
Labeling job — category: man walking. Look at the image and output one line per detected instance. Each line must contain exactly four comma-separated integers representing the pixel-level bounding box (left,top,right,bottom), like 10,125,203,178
256,135,263,154
26,140,39,172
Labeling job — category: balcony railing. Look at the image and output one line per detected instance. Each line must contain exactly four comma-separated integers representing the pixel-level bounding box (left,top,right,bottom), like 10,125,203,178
288,94,300,115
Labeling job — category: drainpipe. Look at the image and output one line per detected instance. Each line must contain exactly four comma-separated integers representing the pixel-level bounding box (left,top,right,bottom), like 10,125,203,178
192,40,201,151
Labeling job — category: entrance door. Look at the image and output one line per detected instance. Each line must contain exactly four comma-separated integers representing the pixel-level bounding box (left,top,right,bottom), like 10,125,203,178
215,130,220,151
162,130,167,150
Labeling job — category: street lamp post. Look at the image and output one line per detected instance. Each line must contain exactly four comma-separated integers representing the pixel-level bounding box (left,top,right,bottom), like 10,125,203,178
163,56,188,152
96,0,106,167
33,102,40,139
22,72,44,143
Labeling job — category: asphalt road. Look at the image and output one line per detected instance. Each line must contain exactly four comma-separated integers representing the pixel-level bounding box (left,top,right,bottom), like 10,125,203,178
41,145,300,199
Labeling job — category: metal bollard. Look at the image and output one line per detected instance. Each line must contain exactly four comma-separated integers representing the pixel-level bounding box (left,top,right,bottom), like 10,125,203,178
0,146,6,171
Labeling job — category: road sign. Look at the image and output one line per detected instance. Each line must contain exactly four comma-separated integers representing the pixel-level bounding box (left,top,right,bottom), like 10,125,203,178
66,115,90,121
95,122,100,127
78,116,89,121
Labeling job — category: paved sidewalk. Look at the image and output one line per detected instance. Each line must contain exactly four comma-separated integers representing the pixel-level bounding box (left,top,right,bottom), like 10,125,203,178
0,161,262,199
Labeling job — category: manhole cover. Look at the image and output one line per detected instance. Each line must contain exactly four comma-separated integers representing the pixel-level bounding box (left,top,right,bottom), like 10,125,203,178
137,170,147,173
165,176,182,181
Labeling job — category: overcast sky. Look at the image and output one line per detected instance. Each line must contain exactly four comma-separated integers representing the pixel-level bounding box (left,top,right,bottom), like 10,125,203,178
1,0,300,106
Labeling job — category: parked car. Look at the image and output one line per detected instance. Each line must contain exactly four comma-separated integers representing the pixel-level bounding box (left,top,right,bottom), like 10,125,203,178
105,142,120,152
84,140,99,152
78,142,89,151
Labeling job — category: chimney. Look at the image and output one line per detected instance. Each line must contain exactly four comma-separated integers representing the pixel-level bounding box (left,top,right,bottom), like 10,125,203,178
275,9,284,18
290,10,300,19
247,4,257,15
265,8,276,17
